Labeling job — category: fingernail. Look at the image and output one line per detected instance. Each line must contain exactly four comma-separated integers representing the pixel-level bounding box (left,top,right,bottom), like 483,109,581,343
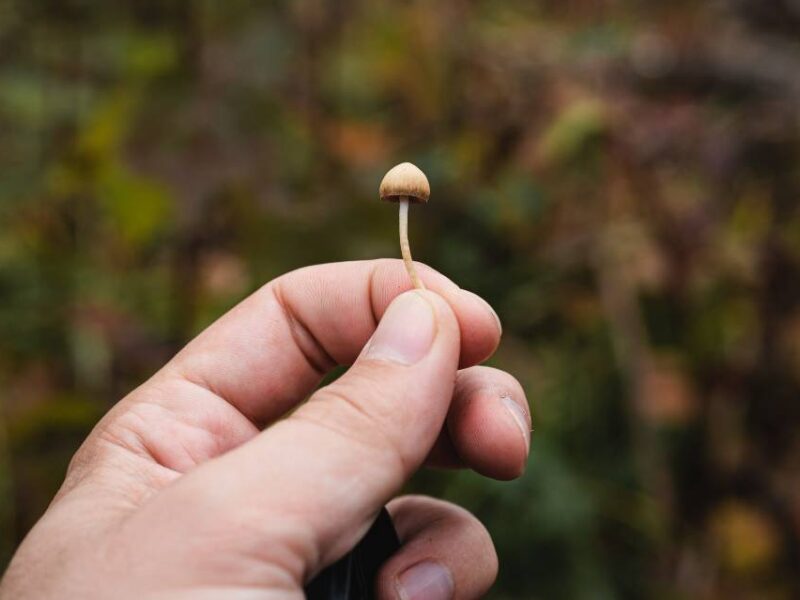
396,561,454,600
365,292,436,365
462,290,502,336
502,395,530,451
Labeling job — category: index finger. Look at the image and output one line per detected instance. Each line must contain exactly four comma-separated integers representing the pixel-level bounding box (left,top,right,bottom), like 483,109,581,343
164,259,501,425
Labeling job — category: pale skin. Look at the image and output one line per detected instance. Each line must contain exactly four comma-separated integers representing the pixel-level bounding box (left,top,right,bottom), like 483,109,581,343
0,259,531,600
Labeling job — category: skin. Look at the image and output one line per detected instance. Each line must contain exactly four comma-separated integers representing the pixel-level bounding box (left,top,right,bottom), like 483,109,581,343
0,260,531,599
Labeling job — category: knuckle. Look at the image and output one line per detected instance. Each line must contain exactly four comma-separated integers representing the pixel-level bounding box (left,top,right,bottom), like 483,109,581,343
303,376,411,475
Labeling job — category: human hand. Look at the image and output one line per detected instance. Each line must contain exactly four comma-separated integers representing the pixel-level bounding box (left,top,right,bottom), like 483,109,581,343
0,260,530,599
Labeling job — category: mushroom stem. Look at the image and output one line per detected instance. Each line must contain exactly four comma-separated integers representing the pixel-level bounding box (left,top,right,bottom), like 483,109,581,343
398,197,425,290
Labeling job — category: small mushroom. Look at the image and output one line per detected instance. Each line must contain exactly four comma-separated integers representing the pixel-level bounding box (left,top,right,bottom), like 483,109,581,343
379,162,430,290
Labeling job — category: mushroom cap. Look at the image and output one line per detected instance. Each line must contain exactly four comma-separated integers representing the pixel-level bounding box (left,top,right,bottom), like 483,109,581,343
379,162,430,204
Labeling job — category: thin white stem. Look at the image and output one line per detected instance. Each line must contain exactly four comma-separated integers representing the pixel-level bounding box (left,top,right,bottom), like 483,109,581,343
399,198,425,290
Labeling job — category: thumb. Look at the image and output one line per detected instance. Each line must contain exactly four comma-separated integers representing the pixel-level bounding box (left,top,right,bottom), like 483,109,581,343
161,290,461,582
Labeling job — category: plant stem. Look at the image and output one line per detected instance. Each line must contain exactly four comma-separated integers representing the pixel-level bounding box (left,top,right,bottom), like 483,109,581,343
399,198,425,290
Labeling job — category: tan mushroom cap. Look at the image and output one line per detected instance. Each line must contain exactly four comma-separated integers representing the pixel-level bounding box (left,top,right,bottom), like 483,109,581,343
379,162,430,204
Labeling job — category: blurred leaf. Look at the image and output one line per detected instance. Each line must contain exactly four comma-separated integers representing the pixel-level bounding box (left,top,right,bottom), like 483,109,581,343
96,163,173,246
536,100,608,167
8,395,102,449
710,501,782,576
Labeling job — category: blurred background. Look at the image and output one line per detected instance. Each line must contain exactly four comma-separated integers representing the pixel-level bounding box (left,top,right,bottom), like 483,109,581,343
1,1,800,597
